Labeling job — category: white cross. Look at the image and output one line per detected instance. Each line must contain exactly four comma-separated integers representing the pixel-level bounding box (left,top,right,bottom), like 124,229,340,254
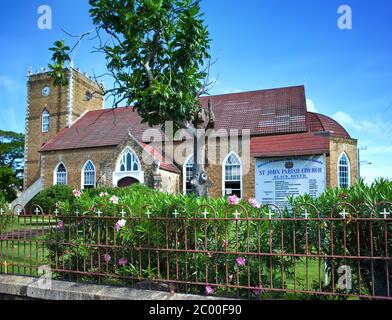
202,209,209,219
96,210,102,217
16,208,22,216
339,209,350,219
35,208,41,216
74,209,79,217
120,209,126,218
268,209,274,220
0,208,4,215
172,210,180,219
54,208,60,216
303,209,310,220
380,208,390,219
146,209,152,219
233,210,241,219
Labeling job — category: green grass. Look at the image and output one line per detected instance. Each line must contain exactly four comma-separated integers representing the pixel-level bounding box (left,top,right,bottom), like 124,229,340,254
2,216,54,233
0,236,49,276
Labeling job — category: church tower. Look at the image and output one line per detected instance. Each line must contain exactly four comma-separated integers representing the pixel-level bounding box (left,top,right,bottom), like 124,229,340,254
24,67,104,190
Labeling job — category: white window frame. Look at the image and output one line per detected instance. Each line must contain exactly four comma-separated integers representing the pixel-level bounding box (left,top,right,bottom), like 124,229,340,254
338,152,351,188
183,154,194,194
42,109,50,133
112,147,144,186
117,147,141,173
54,162,67,186
222,151,243,198
82,160,96,189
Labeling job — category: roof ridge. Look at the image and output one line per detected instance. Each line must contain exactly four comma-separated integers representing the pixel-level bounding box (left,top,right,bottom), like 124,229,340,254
200,85,305,99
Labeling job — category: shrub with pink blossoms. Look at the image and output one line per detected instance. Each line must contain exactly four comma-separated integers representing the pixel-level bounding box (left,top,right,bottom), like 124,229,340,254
115,219,126,231
248,198,260,209
109,195,119,205
73,189,82,198
228,194,240,205
236,256,246,267
205,286,214,295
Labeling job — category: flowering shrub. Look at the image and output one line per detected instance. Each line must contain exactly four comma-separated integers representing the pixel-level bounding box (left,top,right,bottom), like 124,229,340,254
45,184,291,298
288,178,392,298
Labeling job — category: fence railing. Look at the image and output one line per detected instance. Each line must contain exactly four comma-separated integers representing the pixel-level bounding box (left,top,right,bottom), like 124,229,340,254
0,202,391,300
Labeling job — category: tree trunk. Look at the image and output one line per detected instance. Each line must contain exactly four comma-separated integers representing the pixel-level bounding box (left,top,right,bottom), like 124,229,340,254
191,128,208,197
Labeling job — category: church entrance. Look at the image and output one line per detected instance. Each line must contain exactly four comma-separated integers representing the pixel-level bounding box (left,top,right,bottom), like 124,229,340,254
117,177,140,188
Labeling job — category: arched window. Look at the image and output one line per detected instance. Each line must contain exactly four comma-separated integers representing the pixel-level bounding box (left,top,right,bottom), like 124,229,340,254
82,160,96,189
183,155,194,194
118,148,140,172
223,152,242,198
42,110,50,133
55,163,67,185
338,153,350,188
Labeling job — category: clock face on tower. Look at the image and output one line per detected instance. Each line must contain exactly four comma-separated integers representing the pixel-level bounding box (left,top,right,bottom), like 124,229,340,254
42,86,50,97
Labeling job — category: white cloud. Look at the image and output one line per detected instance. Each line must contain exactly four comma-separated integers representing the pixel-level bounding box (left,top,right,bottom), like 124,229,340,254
0,106,24,133
306,99,318,113
0,75,17,92
332,111,379,133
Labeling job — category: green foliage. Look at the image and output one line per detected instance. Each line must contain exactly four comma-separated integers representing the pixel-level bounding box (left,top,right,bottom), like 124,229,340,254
288,178,392,298
49,0,211,130
32,185,75,213
0,166,18,202
0,130,24,201
45,184,291,297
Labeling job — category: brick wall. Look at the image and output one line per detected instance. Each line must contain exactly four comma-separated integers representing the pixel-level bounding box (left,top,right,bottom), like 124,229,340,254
24,69,103,190
42,146,115,189
329,137,358,188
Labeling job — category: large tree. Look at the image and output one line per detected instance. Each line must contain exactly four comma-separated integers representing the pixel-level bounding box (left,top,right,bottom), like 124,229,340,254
49,0,215,196
0,130,24,201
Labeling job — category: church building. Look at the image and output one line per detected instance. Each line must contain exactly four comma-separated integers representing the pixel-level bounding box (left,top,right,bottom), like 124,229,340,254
19,68,358,208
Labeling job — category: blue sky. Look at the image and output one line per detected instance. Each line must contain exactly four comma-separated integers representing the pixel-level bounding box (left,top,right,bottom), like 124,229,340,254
0,0,391,183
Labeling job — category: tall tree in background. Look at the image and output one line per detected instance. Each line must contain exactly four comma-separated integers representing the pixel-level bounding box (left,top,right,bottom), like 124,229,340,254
0,130,24,202
48,0,214,196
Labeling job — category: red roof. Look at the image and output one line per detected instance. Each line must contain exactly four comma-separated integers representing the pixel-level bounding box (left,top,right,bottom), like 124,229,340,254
200,85,307,135
40,86,352,162
308,112,351,138
140,143,180,174
250,132,330,157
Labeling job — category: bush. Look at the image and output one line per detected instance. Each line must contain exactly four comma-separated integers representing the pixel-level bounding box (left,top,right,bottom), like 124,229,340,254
31,185,75,213
0,200,10,230
45,184,292,298
288,178,392,298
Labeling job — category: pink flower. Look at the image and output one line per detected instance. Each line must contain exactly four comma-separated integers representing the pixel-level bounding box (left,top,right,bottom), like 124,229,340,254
99,192,109,198
205,286,214,295
118,257,128,267
73,189,82,198
104,254,111,263
56,220,64,231
253,287,264,295
115,219,126,231
236,256,246,267
109,195,119,205
228,194,240,205
207,252,213,258
248,198,260,209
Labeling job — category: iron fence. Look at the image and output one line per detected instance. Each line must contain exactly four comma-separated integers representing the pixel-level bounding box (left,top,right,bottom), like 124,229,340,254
0,202,391,300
